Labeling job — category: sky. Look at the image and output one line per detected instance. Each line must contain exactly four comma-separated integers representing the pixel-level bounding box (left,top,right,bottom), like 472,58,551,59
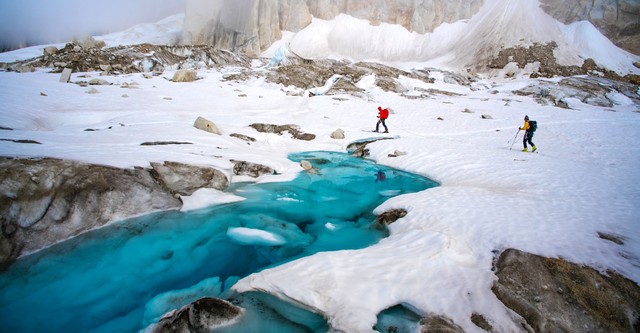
0,0,185,51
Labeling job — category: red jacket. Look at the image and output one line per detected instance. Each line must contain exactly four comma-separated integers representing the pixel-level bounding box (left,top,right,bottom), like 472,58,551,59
378,106,389,119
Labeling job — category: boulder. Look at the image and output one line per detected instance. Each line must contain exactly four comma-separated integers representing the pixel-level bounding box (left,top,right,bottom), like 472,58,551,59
194,116,221,135
59,68,72,83
88,79,111,86
153,297,242,333
43,46,58,57
76,36,105,49
330,128,345,139
172,69,198,82
150,161,229,196
300,160,313,171
376,209,407,225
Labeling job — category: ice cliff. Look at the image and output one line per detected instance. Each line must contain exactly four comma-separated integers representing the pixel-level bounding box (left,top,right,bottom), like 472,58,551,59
183,0,640,61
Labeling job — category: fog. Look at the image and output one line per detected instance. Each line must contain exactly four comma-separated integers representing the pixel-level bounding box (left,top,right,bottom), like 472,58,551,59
0,0,185,51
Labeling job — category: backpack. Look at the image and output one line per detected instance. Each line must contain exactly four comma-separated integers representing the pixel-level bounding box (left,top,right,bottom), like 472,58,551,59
529,120,537,132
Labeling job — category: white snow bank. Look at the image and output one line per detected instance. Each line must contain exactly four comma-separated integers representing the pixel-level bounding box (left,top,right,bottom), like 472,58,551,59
180,188,245,212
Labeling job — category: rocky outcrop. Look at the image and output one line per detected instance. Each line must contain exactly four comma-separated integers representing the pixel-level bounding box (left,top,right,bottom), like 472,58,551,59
492,248,640,333
0,158,231,269
540,0,640,55
0,157,181,269
152,297,242,333
150,161,229,196
514,76,640,108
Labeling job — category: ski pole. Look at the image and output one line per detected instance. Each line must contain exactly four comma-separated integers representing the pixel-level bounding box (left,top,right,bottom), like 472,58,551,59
509,129,520,150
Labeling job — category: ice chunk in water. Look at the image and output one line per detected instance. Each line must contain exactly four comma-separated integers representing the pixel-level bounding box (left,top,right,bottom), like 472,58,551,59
227,227,287,246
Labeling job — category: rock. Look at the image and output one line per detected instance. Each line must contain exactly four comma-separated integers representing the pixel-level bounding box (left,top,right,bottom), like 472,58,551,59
462,108,474,113
153,297,242,333
150,161,229,196
40,92,47,97
376,209,407,225
59,68,72,83
231,160,275,178
229,133,256,143
419,314,465,333
76,36,105,50
86,87,99,94
249,123,316,141
140,141,192,146
582,58,599,71
88,78,111,86
330,128,345,139
172,69,197,82
388,150,407,157
0,158,181,269
481,114,493,119
15,65,34,73
194,116,221,135
300,160,313,171
43,46,58,57
492,248,640,333
470,313,493,332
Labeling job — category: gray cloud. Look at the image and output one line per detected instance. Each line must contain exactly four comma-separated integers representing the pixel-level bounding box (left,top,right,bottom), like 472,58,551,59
0,0,185,51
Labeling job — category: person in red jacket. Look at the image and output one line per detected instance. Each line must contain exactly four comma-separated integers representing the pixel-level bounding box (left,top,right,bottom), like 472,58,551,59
374,106,389,133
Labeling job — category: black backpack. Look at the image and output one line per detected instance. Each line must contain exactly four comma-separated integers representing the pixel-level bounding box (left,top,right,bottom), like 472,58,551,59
529,120,537,132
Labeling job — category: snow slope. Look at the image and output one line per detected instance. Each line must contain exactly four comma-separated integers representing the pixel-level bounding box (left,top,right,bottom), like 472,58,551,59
1,0,639,332
287,0,640,75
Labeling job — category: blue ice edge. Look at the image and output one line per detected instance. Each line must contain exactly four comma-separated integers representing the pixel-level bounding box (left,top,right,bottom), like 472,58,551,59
0,151,439,333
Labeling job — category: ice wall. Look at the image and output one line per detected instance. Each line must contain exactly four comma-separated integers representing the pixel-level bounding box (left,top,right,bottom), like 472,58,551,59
182,0,482,56
183,0,311,56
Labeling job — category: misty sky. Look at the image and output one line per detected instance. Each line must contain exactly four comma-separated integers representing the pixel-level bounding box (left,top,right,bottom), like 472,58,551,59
0,0,185,51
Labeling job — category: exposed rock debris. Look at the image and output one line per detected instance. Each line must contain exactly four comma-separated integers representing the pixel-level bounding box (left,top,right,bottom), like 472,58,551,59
1,42,252,74
489,42,640,85
492,248,640,333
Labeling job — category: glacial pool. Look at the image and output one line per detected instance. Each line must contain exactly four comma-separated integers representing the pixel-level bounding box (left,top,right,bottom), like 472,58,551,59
0,151,439,332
